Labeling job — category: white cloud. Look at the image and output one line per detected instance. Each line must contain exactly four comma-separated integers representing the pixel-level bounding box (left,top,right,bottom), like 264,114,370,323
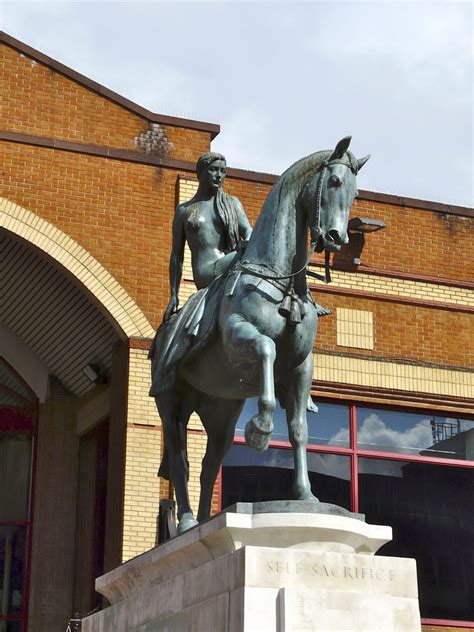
355,412,433,452
2,1,472,205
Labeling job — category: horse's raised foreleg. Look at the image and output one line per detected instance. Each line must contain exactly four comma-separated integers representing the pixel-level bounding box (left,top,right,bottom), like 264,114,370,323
285,353,318,501
155,391,198,534
196,397,244,522
224,314,276,452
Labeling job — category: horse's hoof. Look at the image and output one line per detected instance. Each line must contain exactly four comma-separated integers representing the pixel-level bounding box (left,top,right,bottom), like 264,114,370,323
306,396,318,413
245,415,273,452
177,513,199,535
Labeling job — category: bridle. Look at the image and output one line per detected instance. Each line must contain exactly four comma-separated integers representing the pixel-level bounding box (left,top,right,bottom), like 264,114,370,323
237,159,339,286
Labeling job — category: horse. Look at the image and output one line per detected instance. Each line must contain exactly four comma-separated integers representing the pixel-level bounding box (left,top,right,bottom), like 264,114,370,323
152,136,370,534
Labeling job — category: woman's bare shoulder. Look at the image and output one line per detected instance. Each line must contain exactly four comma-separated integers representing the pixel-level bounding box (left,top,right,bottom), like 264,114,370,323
176,198,197,217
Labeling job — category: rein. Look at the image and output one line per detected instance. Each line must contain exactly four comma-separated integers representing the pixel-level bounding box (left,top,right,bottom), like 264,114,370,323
237,246,331,284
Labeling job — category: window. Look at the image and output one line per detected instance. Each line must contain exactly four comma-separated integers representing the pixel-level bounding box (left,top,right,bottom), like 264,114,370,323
359,458,474,621
223,444,351,510
222,400,474,625
0,360,37,632
235,399,350,447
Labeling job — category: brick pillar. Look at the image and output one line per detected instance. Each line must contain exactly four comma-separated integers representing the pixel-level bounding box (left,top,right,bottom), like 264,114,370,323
28,381,78,632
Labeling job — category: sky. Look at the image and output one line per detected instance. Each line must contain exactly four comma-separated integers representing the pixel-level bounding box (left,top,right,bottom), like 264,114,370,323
2,1,473,206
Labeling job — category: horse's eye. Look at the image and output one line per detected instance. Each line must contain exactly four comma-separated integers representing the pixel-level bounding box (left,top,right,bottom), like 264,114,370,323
329,175,341,187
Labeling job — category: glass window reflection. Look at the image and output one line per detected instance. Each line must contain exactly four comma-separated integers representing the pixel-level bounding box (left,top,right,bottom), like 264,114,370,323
359,458,474,620
357,407,474,460
235,399,349,448
308,402,350,448
234,398,289,442
222,445,351,510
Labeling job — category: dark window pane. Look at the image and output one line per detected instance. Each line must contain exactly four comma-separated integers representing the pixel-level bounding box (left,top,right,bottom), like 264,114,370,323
357,408,474,460
235,399,350,447
359,458,474,620
222,445,351,510
0,437,32,522
0,621,22,632
0,525,27,616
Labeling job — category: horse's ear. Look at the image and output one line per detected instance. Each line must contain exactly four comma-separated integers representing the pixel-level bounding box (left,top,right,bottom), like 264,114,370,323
329,136,352,161
357,154,371,172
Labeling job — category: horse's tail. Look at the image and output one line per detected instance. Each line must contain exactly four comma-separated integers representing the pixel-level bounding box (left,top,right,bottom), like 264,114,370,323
158,446,170,480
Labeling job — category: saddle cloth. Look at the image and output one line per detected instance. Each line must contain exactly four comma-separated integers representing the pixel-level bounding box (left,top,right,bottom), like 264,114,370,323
148,274,227,397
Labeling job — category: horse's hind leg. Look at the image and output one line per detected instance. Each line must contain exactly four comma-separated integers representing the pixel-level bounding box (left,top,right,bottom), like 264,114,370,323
285,353,318,501
224,315,276,452
196,397,244,522
155,390,198,534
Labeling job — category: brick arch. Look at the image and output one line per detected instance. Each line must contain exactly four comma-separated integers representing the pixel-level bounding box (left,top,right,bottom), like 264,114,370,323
0,197,154,339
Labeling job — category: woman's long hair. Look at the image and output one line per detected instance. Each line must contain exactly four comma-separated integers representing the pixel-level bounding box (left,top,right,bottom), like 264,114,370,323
196,152,240,252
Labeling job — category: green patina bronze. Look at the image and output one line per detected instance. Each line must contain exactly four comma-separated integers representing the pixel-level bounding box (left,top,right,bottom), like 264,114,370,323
163,152,252,322
150,138,370,534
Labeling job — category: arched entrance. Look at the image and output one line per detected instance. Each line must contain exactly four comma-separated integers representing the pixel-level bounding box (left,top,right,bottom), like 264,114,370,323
1,201,154,631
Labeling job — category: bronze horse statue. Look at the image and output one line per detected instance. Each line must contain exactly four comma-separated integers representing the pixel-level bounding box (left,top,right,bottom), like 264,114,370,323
151,136,369,534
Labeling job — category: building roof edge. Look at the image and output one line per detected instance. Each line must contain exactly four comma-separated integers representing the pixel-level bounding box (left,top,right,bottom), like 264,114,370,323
0,31,221,139
226,168,473,218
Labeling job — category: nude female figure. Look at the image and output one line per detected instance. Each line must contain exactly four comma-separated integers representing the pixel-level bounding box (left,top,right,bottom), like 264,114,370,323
160,151,318,413
163,152,252,322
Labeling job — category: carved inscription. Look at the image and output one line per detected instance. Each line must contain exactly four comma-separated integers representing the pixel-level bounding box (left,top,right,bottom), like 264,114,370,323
265,561,395,582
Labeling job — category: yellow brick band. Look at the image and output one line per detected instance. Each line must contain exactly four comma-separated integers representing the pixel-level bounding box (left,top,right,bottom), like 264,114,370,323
337,308,374,350
178,178,198,205
178,178,198,285
128,348,158,426
122,425,162,561
313,353,473,399
322,268,473,308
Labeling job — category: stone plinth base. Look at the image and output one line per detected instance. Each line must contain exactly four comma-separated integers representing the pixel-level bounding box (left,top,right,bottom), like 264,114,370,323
83,503,421,631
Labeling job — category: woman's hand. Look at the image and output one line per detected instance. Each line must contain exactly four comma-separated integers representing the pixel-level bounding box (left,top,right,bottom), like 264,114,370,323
163,294,179,322
236,240,249,256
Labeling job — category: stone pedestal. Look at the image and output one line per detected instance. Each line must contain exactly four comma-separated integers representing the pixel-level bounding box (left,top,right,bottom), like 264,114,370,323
82,503,421,631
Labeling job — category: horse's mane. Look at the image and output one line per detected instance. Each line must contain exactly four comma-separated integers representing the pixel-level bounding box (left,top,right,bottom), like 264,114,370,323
259,148,359,218
254,151,329,230
249,147,358,252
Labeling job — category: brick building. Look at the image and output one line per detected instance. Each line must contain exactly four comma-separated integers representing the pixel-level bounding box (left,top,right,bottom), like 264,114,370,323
0,32,473,632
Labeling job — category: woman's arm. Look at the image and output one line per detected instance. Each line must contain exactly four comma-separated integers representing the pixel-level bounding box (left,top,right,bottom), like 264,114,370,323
235,198,253,241
163,205,186,322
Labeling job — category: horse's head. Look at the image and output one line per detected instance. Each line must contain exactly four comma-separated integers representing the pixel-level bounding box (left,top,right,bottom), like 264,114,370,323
304,137,370,253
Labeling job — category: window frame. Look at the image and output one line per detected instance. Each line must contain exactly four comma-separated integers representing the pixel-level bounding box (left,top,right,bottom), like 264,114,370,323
0,359,39,632
220,398,474,628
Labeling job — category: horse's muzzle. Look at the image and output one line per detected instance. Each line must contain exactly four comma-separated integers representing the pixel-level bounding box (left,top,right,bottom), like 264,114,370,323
321,229,348,252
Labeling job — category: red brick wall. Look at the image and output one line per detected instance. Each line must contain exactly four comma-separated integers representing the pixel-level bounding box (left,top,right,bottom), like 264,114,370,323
422,627,474,632
225,177,474,284
319,198,474,283
3,140,472,370
2,140,185,327
2,38,471,364
1,42,210,161
313,293,473,369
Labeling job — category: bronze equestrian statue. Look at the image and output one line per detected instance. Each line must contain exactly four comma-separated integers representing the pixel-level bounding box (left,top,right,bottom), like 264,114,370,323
150,137,369,534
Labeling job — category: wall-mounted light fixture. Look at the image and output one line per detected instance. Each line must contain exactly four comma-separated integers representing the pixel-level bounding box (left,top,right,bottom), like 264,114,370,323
82,363,105,384
346,217,386,266
348,217,386,233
